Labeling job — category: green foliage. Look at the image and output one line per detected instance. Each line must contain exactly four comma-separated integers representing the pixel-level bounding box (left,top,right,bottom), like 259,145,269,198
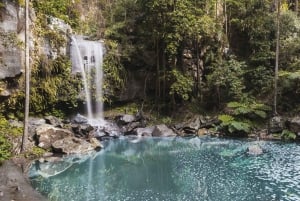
103,40,127,102
25,147,46,159
2,56,81,118
169,69,193,101
281,130,297,141
0,116,22,163
207,56,246,103
227,101,271,119
32,0,80,28
218,100,271,135
218,114,251,134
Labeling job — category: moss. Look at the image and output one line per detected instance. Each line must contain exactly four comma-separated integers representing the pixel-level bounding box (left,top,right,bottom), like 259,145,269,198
0,116,23,163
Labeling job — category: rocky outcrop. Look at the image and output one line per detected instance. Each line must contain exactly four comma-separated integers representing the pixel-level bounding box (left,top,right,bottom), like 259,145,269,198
52,137,101,154
116,113,147,134
173,115,218,136
0,1,26,80
35,124,73,149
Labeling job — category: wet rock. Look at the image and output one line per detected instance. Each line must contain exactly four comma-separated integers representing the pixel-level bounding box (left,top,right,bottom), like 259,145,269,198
72,114,88,124
52,137,96,154
198,128,209,136
287,116,300,135
269,116,284,133
134,126,155,137
71,123,94,137
116,114,136,125
247,144,263,156
152,124,177,137
89,138,103,150
35,124,73,149
45,115,63,127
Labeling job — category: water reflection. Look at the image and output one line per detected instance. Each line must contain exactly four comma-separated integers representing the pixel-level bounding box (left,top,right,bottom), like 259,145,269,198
29,137,300,201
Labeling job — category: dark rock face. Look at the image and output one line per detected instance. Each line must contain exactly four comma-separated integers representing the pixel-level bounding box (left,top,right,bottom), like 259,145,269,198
152,124,177,137
35,124,73,149
0,1,25,80
287,116,300,136
269,116,284,133
0,160,47,201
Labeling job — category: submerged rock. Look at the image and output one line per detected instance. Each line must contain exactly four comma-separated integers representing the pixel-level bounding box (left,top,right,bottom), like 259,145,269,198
152,124,177,137
247,144,263,156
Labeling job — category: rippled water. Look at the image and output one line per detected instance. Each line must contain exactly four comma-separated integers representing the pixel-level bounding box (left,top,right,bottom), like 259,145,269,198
29,137,300,201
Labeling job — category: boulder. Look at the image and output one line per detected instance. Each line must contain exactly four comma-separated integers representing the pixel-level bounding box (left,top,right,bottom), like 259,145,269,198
72,114,88,124
89,138,103,150
71,123,94,137
52,137,96,154
287,116,300,135
269,116,284,133
44,116,63,127
134,126,155,137
247,144,263,156
35,124,73,149
116,114,136,125
152,124,177,137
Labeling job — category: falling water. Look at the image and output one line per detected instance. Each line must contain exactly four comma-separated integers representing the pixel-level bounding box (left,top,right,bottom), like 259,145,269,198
70,35,104,121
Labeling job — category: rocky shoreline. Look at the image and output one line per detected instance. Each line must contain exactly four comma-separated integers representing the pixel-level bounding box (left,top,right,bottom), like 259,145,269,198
1,113,300,201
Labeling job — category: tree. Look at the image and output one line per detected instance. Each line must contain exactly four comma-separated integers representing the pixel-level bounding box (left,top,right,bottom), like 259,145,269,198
21,0,30,152
274,0,281,115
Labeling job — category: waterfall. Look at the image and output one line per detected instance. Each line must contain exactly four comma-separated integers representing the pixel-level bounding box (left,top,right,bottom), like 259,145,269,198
70,35,104,122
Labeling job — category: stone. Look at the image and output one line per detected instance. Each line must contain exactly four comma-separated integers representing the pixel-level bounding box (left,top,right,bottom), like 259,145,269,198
247,144,263,156
198,128,208,136
117,114,136,125
0,160,47,201
152,124,177,137
287,116,300,135
72,123,94,137
72,114,88,124
134,126,155,137
52,137,95,154
36,124,73,149
269,116,284,133
44,116,63,127
89,137,103,150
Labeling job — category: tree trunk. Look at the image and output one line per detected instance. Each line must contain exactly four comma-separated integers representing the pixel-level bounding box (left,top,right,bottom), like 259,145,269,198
21,0,30,153
274,0,280,115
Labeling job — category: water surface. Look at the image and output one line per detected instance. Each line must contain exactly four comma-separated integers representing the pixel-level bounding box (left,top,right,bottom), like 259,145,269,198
29,137,300,201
